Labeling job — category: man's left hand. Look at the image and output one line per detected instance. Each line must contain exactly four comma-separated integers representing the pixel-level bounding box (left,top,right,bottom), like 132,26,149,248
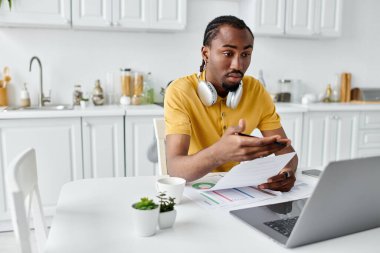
258,168,296,192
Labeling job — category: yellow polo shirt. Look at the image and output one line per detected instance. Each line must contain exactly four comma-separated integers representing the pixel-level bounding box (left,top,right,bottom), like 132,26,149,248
164,72,282,172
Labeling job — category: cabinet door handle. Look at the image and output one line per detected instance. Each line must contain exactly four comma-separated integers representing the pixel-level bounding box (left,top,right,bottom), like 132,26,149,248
83,121,89,127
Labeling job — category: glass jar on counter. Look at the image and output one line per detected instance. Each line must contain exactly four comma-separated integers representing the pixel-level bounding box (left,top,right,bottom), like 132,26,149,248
132,71,144,105
277,79,293,102
73,84,83,106
120,68,132,97
143,72,155,104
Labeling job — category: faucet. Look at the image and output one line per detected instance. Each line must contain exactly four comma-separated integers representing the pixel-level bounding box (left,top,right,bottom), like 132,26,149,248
29,56,51,107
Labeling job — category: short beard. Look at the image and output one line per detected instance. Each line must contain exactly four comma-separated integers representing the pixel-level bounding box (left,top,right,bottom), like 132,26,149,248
222,82,241,92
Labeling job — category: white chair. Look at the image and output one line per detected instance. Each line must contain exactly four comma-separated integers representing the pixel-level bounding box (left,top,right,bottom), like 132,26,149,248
7,148,48,253
153,118,168,175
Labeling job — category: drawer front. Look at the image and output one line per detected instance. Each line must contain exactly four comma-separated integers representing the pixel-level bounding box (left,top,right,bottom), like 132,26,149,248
357,149,380,158
359,130,380,148
360,112,380,129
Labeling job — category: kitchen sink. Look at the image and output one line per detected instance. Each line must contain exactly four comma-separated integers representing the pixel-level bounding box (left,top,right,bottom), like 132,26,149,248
2,104,74,111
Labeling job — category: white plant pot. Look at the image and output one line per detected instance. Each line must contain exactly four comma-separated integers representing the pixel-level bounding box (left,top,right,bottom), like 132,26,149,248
132,205,159,237
158,209,177,229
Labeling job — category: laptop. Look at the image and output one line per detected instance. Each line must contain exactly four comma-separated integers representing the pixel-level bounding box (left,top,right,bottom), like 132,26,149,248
230,156,380,248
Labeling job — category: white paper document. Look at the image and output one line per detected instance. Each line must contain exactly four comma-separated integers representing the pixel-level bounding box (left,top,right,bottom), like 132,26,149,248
203,152,296,191
184,174,276,209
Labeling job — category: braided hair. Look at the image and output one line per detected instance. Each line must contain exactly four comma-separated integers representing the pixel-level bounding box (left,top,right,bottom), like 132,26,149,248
200,15,254,72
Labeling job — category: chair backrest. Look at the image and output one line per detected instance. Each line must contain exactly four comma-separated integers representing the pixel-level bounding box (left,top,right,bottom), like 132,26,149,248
153,118,168,175
7,148,48,253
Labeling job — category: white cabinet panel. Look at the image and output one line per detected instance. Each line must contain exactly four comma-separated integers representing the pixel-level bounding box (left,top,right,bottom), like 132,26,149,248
150,0,186,30
357,111,380,158
73,0,187,30
0,118,82,224
360,111,380,129
0,0,71,27
240,0,342,38
315,0,342,37
240,0,285,35
114,0,150,28
72,0,112,27
285,0,315,36
302,112,359,167
279,112,303,161
82,116,125,178
302,112,327,167
125,116,156,176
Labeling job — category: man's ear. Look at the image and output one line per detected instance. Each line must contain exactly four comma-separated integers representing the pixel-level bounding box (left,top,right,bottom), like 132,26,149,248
201,46,209,62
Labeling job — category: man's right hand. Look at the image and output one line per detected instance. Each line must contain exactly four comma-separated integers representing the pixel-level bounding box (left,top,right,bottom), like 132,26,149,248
212,119,290,165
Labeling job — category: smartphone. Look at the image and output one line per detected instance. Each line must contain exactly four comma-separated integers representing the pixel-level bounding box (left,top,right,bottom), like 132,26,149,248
237,133,287,147
302,169,322,178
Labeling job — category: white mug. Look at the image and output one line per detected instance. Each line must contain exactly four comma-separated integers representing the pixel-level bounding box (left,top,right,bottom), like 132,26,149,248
156,177,186,204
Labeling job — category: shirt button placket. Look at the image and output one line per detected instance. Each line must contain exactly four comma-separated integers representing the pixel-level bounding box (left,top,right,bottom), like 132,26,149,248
221,112,226,133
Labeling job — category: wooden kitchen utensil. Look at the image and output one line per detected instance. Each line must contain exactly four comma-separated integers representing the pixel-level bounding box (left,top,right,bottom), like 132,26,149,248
340,73,347,102
0,86,8,106
345,73,352,102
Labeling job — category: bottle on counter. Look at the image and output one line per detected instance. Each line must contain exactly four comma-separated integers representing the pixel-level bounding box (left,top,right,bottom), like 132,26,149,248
132,71,144,105
120,68,132,105
92,79,105,106
73,84,83,106
322,84,333,103
20,82,31,108
330,74,340,102
143,72,154,104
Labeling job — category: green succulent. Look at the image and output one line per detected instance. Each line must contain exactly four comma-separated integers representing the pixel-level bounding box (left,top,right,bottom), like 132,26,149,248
157,192,176,213
133,197,158,210
0,0,12,10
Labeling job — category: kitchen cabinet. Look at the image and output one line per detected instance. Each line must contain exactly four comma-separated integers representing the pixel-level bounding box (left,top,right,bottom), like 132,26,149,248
301,111,359,167
72,0,187,30
356,111,380,158
125,115,158,176
0,118,83,229
82,116,125,178
239,0,342,37
0,0,71,28
279,112,303,164
72,0,113,28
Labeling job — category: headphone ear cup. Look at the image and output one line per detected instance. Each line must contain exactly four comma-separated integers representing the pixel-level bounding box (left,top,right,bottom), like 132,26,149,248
226,92,233,108
197,80,217,106
225,82,243,109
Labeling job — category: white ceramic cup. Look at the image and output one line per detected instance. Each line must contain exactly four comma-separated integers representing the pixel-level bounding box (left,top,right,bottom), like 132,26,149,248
156,177,186,204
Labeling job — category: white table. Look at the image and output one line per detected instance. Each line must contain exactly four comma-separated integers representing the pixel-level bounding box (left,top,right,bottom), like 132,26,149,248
44,176,380,253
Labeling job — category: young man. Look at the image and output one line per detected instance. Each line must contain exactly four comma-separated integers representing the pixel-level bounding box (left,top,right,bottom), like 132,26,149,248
164,16,298,192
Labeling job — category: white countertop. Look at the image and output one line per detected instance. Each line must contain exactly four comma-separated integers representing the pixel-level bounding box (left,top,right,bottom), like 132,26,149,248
0,102,379,119
0,104,164,119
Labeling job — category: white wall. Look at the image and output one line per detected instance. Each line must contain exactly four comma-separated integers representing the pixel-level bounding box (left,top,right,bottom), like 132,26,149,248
0,0,379,106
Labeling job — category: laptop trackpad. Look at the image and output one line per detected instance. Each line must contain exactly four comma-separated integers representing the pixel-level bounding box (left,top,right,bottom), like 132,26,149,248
230,199,307,245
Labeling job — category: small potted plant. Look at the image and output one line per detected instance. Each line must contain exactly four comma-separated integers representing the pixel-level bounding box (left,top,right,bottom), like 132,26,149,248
157,192,177,229
132,197,159,236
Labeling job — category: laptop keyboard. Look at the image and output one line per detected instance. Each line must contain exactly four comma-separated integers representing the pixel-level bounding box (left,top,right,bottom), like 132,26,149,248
264,216,299,237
